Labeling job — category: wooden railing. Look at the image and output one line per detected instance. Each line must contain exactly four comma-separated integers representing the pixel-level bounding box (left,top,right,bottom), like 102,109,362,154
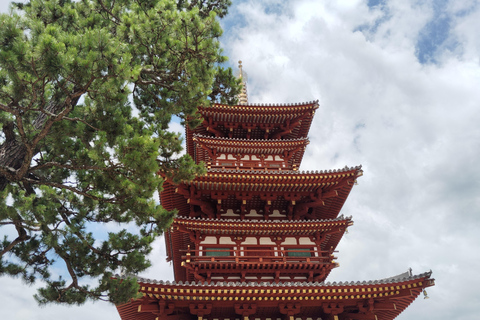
181,248,336,265
212,160,286,169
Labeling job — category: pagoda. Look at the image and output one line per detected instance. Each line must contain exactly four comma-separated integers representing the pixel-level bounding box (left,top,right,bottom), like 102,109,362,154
116,62,434,320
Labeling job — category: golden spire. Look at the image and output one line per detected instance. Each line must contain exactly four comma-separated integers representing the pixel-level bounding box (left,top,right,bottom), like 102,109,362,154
238,60,248,105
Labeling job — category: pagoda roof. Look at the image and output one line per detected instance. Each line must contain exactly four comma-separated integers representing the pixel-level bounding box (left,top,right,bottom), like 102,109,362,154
193,135,308,150
173,215,352,236
187,166,362,192
198,165,361,177
116,271,435,320
193,134,309,155
198,101,319,119
120,270,432,288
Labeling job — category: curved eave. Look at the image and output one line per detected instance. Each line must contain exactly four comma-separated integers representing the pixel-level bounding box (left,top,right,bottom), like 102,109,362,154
199,101,319,115
172,216,353,236
130,270,433,290
116,271,435,320
193,135,309,154
191,166,362,188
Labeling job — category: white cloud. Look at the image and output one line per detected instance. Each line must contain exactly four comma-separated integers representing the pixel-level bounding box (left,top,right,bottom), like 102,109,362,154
222,0,480,319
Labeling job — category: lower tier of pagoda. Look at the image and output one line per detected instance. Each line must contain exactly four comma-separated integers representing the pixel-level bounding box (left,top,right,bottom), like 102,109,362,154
116,271,434,320
166,216,351,283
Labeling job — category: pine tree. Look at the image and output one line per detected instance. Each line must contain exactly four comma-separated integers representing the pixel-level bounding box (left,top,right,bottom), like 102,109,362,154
0,0,239,305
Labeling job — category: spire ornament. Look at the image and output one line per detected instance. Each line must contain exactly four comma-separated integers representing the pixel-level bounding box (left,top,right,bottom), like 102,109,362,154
237,60,248,105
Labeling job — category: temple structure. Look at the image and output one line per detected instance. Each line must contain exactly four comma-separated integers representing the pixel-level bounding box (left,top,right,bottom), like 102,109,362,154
116,62,434,320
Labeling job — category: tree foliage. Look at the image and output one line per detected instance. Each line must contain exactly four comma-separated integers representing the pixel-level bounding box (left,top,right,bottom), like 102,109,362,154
0,0,240,305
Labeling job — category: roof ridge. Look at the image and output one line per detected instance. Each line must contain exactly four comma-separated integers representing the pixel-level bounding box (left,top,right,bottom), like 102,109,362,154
174,215,352,224
208,100,319,108
192,134,309,143
118,270,433,287
206,165,362,175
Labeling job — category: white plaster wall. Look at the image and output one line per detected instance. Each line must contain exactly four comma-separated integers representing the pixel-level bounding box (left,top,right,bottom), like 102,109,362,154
259,238,275,245
299,237,315,245
219,237,235,245
242,237,258,245
281,237,297,245
201,236,217,244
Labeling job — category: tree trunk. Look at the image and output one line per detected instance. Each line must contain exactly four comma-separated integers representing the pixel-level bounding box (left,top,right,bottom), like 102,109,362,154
0,98,69,191
0,121,27,191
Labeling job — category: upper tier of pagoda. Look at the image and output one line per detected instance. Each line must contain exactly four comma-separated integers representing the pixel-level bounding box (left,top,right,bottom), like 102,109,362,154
186,101,319,158
191,134,309,171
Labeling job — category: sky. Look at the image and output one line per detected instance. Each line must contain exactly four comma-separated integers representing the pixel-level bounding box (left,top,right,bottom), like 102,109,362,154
1,0,480,319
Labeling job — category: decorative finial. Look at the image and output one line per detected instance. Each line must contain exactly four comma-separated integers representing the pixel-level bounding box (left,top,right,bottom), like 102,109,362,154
238,60,244,77
237,60,248,105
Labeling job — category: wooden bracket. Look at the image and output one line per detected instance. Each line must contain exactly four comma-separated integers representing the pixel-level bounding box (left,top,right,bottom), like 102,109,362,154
234,303,257,317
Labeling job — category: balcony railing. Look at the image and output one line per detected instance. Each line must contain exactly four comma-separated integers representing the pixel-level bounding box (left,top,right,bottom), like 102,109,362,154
212,160,286,169
181,248,336,265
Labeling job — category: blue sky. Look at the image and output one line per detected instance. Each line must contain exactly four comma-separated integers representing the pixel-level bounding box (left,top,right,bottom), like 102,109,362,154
1,1,480,319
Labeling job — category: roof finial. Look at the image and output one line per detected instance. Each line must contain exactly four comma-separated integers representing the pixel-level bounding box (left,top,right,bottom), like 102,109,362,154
238,60,244,77
237,60,248,105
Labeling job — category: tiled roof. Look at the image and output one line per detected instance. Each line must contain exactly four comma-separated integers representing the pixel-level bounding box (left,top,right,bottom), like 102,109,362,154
206,100,319,109
204,165,362,175
172,215,353,236
193,135,309,143
119,270,433,288
174,215,352,224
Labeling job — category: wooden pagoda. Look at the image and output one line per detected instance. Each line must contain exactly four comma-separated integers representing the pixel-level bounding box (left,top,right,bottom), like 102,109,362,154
116,64,434,320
